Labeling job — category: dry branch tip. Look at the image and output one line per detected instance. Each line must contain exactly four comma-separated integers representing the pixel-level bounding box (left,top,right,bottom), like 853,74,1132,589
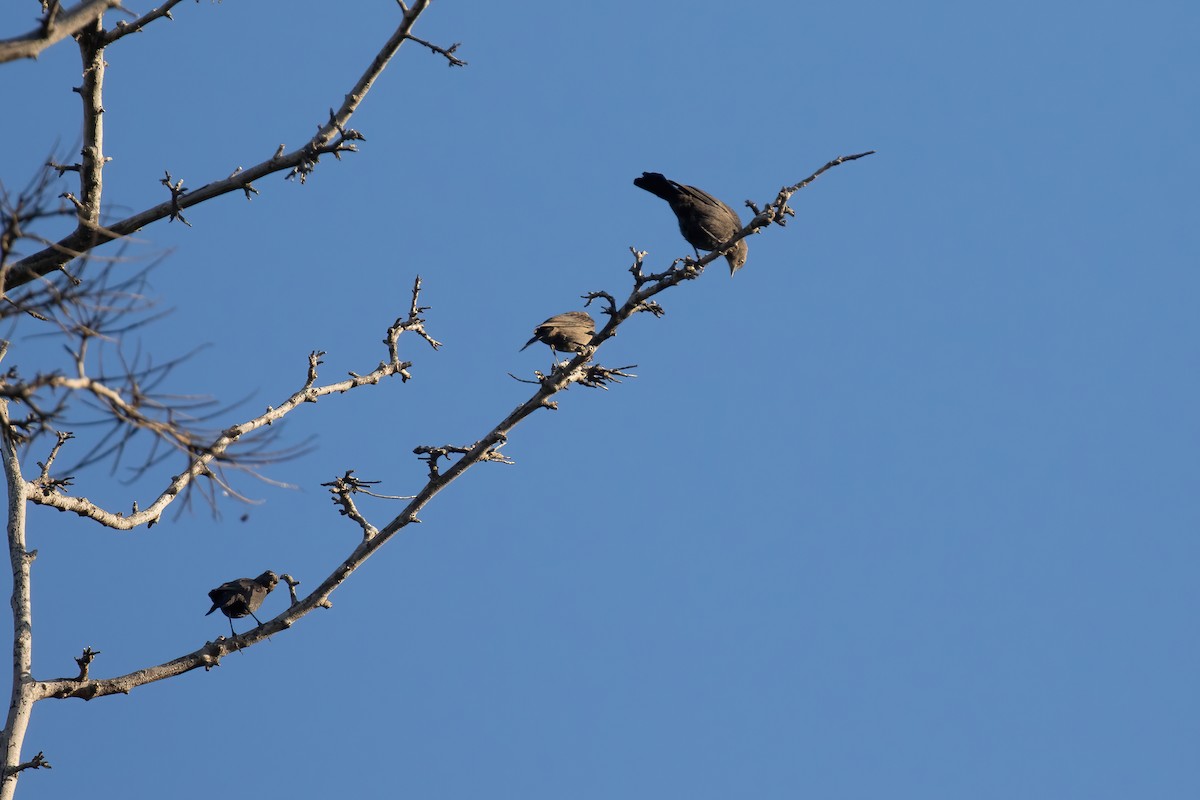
73,646,100,681
404,34,468,67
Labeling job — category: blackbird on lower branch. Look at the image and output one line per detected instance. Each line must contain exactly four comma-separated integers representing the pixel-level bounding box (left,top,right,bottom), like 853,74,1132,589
206,570,278,637
520,311,595,357
633,172,748,275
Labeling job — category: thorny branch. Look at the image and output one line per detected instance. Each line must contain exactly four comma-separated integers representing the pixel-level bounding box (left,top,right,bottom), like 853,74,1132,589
5,0,449,291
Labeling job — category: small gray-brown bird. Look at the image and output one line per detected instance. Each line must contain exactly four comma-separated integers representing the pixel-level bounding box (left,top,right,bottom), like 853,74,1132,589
633,172,748,274
520,311,595,357
206,570,278,637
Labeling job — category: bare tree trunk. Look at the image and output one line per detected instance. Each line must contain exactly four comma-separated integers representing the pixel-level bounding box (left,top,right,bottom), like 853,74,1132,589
0,398,36,800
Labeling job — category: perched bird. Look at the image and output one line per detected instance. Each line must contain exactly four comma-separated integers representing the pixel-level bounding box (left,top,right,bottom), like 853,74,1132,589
521,311,596,358
205,570,278,637
633,171,748,274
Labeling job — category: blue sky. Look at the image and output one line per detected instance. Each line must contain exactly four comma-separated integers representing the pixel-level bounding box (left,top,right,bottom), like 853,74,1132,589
1,1,1197,797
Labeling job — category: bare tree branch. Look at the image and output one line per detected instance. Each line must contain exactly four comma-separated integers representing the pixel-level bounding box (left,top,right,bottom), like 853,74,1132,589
72,647,99,681
0,3,476,791
0,751,50,783
404,34,468,67
0,400,36,800
2,253,312,505
22,277,436,528
5,0,444,291
73,19,107,230
0,0,121,64
367,152,881,547
3,0,874,785
0,159,75,290
322,471,407,541
13,153,874,717
101,0,187,45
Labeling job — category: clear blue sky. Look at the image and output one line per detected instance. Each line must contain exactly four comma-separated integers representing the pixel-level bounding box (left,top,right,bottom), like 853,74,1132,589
1,1,1197,797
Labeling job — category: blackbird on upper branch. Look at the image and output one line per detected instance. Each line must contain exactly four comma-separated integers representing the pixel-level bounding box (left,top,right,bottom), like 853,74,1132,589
205,570,278,637
633,171,748,275
520,311,596,358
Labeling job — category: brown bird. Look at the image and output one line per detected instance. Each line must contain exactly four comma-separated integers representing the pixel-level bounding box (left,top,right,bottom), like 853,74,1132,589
520,311,596,357
205,570,278,637
633,171,748,274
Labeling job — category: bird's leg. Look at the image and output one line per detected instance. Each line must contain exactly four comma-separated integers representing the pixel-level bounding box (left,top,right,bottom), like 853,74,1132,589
248,611,272,642
230,617,246,655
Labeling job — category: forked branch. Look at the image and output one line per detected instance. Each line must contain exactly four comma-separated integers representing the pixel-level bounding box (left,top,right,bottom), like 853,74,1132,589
13,152,873,734
0,0,121,64
21,278,437,528
5,0,447,291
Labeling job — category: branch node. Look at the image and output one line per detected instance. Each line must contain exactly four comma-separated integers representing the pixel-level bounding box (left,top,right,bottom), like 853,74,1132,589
319,470,409,539
280,573,301,605
1,750,52,779
413,444,472,479
74,646,101,681
159,171,191,226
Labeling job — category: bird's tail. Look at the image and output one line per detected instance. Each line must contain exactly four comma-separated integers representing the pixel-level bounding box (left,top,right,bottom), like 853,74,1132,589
633,172,679,201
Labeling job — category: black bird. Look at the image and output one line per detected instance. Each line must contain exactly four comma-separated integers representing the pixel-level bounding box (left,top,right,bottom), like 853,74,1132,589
633,172,748,274
521,311,596,358
205,570,278,637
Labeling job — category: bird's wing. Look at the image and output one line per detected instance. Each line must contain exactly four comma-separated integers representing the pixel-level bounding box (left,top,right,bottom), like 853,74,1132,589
209,578,256,611
676,183,730,213
557,317,594,333
207,581,237,606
